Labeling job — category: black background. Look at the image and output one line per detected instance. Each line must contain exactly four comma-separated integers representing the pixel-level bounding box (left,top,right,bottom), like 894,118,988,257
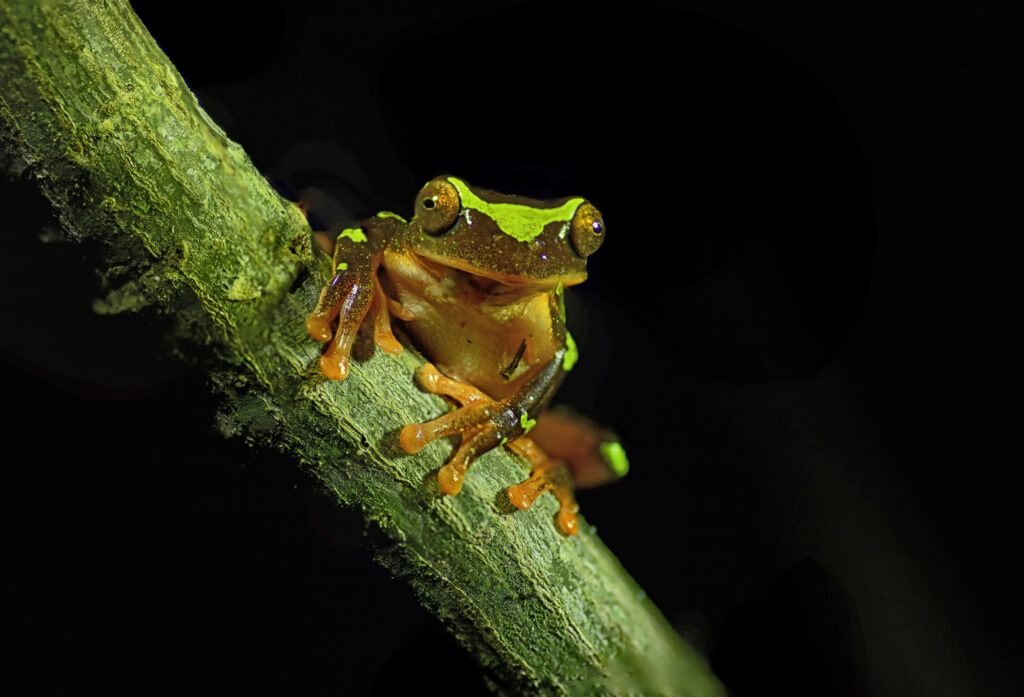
4,1,1020,694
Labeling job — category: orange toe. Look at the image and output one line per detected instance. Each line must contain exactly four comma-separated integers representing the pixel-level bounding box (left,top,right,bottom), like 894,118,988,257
419,364,443,390
557,508,579,536
319,354,348,381
507,480,542,510
400,424,426,453
306,317,333,342
376,334,403,354
438,464,464,495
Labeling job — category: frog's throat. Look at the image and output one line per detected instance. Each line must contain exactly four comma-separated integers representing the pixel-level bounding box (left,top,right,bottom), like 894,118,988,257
414,249,587,290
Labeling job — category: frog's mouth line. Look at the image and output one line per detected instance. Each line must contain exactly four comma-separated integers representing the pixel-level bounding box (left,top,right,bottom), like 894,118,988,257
413,250,587,297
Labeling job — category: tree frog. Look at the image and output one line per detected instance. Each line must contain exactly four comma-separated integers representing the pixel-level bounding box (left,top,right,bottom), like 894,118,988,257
306,176,628,535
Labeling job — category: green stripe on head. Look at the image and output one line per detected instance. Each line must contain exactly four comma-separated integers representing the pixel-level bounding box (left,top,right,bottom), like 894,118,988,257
446,177,584,243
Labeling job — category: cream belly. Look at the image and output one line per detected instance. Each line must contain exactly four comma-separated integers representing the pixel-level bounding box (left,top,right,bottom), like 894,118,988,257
381,249,559,400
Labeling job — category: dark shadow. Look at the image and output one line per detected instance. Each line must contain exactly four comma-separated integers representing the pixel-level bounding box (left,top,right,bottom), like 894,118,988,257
712,558,867,697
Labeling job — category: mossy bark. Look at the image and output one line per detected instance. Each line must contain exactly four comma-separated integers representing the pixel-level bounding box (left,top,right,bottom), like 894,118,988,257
0,2,723,694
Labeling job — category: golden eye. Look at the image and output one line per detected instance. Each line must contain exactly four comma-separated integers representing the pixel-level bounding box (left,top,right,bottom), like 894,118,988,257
415,178,460,235
570,202,605,258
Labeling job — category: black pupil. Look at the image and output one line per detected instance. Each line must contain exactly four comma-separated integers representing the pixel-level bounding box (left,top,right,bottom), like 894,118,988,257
423,198,436,209
592,220,604,235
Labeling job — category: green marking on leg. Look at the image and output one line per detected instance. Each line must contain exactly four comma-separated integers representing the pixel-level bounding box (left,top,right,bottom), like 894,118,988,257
555,283,566,320
562,331,579,371
599,441,630,477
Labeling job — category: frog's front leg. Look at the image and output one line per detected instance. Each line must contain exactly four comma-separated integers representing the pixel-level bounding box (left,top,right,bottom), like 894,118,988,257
306,225,402,380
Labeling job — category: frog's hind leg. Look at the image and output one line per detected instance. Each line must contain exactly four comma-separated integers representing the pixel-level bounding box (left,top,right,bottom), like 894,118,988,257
507,437,579,536
528,407,629,488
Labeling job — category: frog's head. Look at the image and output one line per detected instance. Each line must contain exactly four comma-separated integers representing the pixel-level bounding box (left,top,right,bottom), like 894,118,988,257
408,175,604,290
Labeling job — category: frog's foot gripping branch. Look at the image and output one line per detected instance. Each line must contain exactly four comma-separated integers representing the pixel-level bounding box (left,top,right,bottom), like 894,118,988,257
306,257,403,380
505,438,579,535
400,364,580,535
400,397,506,495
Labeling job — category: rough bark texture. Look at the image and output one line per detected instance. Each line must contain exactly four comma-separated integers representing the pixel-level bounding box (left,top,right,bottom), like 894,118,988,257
0,2,723,694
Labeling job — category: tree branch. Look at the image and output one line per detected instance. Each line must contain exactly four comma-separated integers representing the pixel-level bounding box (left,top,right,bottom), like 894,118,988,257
0,2,722,694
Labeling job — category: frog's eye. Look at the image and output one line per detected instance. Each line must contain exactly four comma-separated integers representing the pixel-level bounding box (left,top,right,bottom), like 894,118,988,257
415,179,461,235
569,202,605,258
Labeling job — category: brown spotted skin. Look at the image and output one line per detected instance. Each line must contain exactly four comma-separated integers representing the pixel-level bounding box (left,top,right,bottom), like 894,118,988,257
306,176,609,535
